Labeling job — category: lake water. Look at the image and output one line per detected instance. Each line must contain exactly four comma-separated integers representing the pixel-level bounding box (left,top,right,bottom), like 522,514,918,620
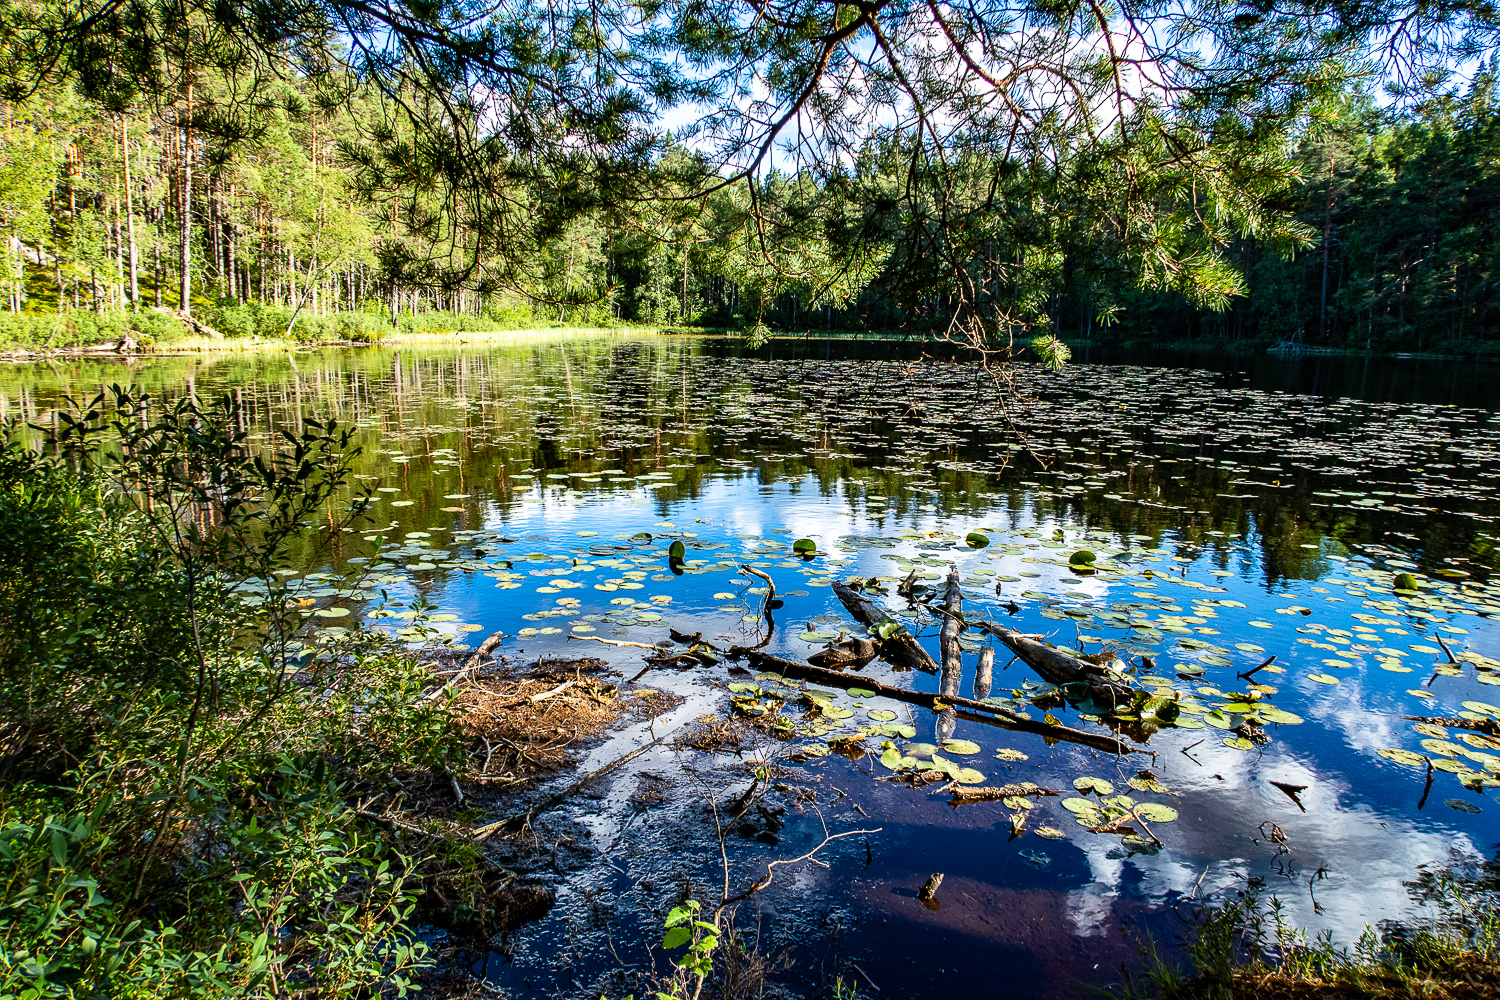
4,335,1498,998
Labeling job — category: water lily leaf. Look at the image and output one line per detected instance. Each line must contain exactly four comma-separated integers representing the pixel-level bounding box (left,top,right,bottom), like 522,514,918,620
868,709,897,722
1073,776,1115,796
1133,803,1178,823
847,687,878,698
1060,797,1099,814
1034,826,1066,840
792,538,817,555
941,739,981,755
1069,550,1097,566
876,746,912,773
966,532,990,548
955,767,986,785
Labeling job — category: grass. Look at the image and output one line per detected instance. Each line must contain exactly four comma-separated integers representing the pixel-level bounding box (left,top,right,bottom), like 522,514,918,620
1121,853,1500,1000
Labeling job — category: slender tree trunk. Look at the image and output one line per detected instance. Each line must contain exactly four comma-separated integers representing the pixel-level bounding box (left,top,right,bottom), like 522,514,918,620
1319,148,1335,341
179,80,193,314
154,218,162,307
120,114,139,304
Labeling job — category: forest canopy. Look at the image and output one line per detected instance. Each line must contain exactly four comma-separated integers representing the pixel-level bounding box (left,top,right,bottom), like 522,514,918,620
2,0,1500,353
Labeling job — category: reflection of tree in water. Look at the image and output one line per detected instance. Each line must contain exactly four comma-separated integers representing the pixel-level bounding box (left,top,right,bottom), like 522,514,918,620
0,342,1496,581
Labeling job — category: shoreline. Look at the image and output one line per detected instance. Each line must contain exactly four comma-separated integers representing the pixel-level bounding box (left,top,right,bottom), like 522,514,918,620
0,324,671,361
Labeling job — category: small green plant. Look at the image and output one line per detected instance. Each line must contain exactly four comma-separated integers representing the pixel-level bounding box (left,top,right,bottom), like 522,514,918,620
657,899,720,1000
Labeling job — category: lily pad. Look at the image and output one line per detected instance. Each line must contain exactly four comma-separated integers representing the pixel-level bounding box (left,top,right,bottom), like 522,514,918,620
1073,776,1115,796
1133,803,1178,823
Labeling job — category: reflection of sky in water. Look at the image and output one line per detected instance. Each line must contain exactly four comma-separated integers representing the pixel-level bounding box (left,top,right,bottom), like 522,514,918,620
2,338,1498,996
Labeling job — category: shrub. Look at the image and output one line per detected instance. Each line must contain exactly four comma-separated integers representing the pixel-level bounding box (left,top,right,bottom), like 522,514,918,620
0,390,467,998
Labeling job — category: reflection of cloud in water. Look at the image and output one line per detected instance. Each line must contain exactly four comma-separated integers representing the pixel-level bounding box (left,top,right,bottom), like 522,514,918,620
1068,746,1474,944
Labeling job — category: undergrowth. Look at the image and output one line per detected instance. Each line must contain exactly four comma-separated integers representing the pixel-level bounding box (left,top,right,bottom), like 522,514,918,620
0,387,475,997
1121,851,1500,1000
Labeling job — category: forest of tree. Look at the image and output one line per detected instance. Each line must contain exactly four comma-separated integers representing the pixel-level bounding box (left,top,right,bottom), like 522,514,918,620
4,8,1500,356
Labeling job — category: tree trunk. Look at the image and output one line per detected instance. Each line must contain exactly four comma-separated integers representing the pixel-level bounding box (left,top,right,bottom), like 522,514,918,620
178,81,194,315
121,114,139,304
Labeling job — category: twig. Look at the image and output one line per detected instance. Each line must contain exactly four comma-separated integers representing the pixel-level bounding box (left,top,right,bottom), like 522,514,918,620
472,736,664,841
1238,654,1277,680
851,962,881,992
721,825,883,906
529,679,575,704
1435,633,1460,664
568,635,666,652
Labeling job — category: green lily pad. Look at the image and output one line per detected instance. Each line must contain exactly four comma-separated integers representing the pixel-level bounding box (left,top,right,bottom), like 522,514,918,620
1133,803,1178,823
1073,776,1115,796
1378,748,1427,767
942,739,981,755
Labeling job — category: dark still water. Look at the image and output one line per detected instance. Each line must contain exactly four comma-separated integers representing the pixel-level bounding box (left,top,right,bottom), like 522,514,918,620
2,335,1497,998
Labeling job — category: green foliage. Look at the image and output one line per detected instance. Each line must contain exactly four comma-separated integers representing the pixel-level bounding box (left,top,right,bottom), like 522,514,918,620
656,900,720,999
1120,853,1500,999
0,388,467,998
1030,335,1072,370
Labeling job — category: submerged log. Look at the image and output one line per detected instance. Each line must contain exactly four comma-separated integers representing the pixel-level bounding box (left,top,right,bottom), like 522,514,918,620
741,650,1140,755
832,580,940,673
978,622,1136,710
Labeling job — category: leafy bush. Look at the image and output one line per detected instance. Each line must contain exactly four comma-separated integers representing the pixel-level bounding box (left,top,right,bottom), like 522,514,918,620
0,389,467,998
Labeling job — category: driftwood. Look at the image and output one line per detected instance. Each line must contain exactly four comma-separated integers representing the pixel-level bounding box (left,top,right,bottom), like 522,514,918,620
973,647,995,701
742,650,1139,755
808,635,877,670
164,308,224,339
977,622,1136,710
938,566,963,700
947,782,1061,802
832,580,940,673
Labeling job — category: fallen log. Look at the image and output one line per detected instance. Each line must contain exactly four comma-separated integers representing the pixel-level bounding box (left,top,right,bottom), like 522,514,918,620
977,622,1136,710
162,307,224,339
742,650,1140,755
832,580,940,673
948,782,1062,802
